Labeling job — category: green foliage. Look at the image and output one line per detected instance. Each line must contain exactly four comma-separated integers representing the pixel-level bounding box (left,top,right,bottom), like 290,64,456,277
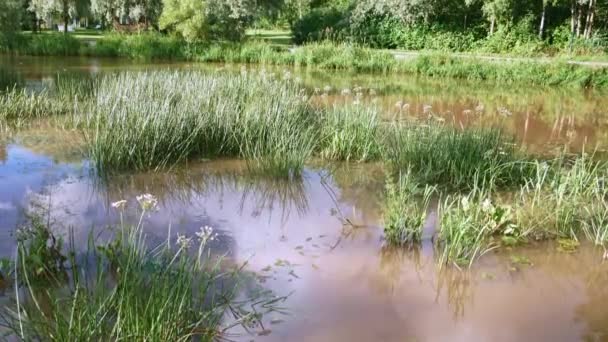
1,33,81,56
383,172,434,245
85,33,186,59
2,197,274,341
398,54,608,88
292,7,346,44
383,121,530,190
318,103,381,162
160,0,253,42
437,192,509,267
85,71,317,175
0,0,22,45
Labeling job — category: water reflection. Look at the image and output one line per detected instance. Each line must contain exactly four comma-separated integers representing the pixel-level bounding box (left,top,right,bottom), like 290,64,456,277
1,56,608,340
3,55,608,153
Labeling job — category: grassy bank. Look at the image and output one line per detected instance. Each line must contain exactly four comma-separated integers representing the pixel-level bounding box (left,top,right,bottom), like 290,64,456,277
2,33,608,88
0,195,277,340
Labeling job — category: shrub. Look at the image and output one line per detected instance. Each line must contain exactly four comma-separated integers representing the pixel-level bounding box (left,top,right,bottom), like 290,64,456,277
292,7,347,44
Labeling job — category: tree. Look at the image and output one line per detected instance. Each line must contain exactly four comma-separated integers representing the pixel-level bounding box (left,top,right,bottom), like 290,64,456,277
28,0,84,33
159,0,254,41
0,0,23,39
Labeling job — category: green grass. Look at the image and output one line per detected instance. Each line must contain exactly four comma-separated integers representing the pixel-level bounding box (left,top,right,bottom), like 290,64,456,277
318,103,381,162
3,33,608,87
383,172,434,245
432,155,608,266
246,29,292,46
1,195,276,340
84,71,317,175
382,121,532,191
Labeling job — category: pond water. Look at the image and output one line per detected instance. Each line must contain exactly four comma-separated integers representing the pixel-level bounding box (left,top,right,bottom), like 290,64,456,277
1,56,607,341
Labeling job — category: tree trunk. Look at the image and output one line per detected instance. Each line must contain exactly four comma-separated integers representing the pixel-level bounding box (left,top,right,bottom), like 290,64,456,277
570,1,576,35
490,17,495,35
576,4,583,37
584,0,596,38
539,2,547,39
63,0,69,34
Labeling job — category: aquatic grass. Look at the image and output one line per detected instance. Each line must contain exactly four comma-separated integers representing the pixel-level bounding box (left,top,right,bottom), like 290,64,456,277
514,156,608,240
432,155,608,266
318,104,381,162
383,172,434,245
0,66,21,91
382,121,532,190
0,89,74,122
436,189,516,267
1,195,276,340
85,71,317,175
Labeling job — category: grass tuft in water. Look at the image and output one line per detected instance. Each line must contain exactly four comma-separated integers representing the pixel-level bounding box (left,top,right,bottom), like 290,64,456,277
85,71,317,176
383,172,434,245
1,195,277,341
383,122,532,191
318,104,381,162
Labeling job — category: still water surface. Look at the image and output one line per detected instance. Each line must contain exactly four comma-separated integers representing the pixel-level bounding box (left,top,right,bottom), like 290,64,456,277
0,56,607,341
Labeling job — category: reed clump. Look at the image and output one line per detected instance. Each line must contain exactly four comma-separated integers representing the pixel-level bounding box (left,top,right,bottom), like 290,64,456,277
1,194,277,340
85,71,318,175
383,121,533,190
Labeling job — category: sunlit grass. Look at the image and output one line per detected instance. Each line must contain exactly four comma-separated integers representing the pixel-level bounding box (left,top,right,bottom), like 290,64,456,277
0,195,278,340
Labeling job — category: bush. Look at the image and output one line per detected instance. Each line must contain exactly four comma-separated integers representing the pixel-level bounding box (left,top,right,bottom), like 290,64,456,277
1,33,81,56
292,7,347,44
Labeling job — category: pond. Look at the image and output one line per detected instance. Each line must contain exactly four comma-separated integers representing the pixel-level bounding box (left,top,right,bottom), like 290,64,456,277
1,55,607,341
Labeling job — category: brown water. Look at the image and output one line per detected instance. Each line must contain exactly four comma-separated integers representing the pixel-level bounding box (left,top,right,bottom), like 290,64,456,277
1,56,608,341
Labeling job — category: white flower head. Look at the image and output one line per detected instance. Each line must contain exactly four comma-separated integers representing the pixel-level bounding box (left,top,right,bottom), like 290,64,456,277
341,88,351,96
481,198,494,213
136,193,158,211
461,196,470,212
196,225,218,244
323,85,332,93
423,105,433,114
111,200,127,210
176,234,193,250
369,88,377,96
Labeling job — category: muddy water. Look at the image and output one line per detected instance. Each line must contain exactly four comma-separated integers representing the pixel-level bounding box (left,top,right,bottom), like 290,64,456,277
0,124,606,341
3,55,608,153
1,56,608,341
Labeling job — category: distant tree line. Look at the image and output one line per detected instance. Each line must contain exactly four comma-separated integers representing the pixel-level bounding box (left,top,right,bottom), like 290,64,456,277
1,0,607,53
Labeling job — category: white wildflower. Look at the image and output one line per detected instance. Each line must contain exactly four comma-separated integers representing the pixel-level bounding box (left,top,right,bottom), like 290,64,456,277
341,88,351,96
481,198,494,213
136,193,158,211
461,196,470,212
176,234,193,249
323,85,332,93
196,226,218,244
111,200,127,210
